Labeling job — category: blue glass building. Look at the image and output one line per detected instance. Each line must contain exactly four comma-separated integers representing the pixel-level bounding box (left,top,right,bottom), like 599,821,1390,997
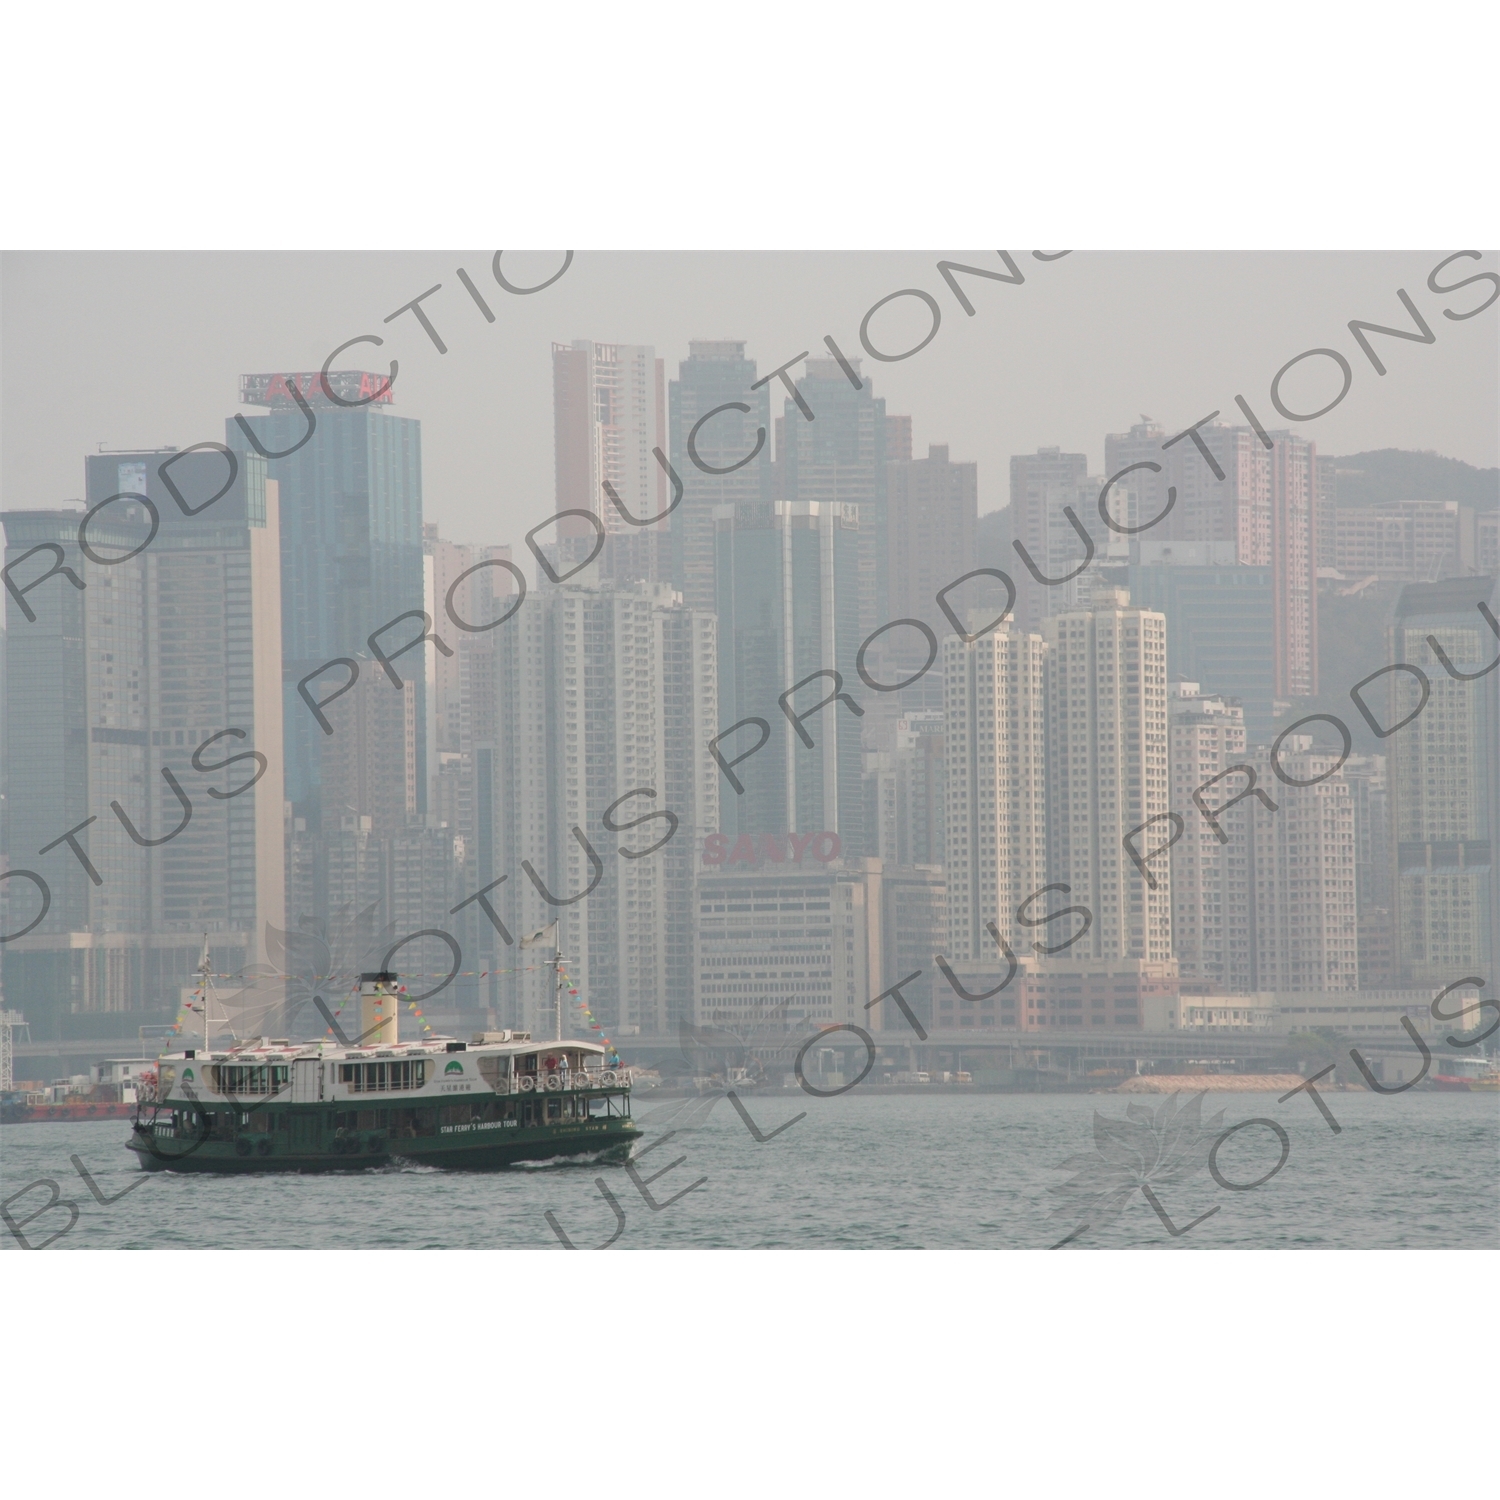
232,374,425,825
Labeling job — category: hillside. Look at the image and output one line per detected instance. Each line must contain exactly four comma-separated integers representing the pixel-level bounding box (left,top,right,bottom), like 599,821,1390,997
1322,449,1499,510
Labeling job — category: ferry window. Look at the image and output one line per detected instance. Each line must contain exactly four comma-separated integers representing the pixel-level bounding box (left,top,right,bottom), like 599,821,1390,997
339,1060,426,1093
211,1064,287,1095
546,1098,562,1121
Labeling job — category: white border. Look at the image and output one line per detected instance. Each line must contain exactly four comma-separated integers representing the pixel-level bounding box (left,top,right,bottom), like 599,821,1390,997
2,4,1497,248
3,2,1496,1481
2,1250,1489,1490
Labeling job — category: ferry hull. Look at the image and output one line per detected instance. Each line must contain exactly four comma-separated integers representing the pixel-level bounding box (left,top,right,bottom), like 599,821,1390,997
127,1117,641,1174
131,1022,638,1174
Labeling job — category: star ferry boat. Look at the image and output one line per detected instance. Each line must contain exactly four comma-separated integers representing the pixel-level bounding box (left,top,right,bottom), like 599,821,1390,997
127,972,640,1173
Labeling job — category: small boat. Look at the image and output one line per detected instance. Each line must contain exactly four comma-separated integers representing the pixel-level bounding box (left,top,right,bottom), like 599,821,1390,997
1431,1056,1500,1092
126,971,640,1173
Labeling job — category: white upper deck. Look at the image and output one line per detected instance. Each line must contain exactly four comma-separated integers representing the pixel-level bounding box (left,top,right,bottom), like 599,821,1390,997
152,1033,624,1107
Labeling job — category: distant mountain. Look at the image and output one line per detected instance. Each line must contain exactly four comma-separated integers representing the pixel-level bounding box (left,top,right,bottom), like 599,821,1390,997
1322,449,1499,510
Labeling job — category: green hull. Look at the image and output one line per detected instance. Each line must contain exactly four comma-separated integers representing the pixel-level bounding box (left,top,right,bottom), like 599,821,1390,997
128,1101,640,1174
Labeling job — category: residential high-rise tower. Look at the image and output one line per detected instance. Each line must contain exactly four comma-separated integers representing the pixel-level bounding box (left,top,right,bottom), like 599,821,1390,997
554,340,667,587
942,622,1048,962
1041,589,1173,963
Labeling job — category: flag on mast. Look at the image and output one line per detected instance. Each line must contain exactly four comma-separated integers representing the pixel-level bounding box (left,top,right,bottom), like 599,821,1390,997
519,921,559,949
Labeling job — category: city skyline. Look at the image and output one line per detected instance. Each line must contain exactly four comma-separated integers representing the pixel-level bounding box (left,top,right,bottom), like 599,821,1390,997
5,253,1496,555
3,253,1496,1054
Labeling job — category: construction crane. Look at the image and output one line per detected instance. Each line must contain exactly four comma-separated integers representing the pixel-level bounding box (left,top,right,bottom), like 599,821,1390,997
0,1010,27,1092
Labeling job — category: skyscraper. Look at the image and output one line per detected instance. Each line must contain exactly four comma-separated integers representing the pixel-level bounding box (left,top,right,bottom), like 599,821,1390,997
779,357,888,635
234,371,424,828
1270,432,1317,700
863,712,946,870
1042,590,1173,963
1344,753,1394,985
4,505,132,938
554,340,667,587
1248,736,1359,992
3,447,284,1031
1106,420,1270,560
421,525,516,813
1167,683,1252,992
667,341,772,612
1386,577,1499,985
1127,550,1275,741
478,580,717,1037
318,656,417,837
713,499,865,853
1106,420,1317,702
942,621,1048,962
1008,448,1091,634
886,443,978,707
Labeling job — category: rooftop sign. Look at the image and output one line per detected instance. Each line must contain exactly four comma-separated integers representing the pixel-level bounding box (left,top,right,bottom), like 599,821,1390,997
702,832,841,866
239,370,395,408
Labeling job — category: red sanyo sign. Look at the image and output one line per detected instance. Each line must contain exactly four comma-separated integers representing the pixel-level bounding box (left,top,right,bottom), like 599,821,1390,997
701,832,841,867
240,370,395,407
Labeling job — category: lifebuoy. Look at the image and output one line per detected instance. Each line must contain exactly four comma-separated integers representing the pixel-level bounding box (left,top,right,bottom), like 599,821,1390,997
519,1075,535,1092
544,1073,562,1091
600,1070,616,1086
234,1137,252,1157
256,1137,273,1157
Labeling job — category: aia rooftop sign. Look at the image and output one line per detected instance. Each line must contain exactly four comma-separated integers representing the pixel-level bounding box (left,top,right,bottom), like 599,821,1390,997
701,832,841,867
239,370,395,408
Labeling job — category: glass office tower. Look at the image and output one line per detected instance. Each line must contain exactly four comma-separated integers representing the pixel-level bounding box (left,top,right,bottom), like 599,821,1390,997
233,372,425,827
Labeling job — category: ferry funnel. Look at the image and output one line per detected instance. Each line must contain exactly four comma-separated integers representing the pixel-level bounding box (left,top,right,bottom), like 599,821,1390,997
359,971,399,1046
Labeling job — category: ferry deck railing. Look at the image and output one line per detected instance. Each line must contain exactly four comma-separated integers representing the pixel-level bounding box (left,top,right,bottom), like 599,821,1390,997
505,1068,630,1095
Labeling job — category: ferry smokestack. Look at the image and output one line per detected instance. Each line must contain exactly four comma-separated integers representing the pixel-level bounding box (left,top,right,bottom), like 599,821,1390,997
359,972,399,1046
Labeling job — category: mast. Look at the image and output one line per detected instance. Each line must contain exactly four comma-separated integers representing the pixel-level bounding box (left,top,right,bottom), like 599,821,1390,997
553,942,564,1042
199,934,211,1054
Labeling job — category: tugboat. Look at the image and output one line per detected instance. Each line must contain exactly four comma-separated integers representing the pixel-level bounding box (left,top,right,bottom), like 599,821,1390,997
127,970,640,1173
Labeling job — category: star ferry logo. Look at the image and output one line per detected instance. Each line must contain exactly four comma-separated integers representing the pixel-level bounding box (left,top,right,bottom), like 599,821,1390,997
444,1060,464,1075
182,1068,195,1082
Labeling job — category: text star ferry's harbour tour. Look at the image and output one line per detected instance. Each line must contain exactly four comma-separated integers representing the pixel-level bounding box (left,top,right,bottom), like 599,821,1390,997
127,971,640,1173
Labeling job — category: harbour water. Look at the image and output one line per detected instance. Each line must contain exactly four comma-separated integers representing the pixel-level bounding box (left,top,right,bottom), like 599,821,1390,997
3,1090,1496,1250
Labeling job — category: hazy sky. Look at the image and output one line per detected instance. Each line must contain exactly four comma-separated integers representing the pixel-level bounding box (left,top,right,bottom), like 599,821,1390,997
3,251,1495,549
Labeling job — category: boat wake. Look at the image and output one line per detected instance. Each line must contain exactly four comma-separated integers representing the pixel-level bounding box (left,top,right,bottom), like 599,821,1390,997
512,1149,629,1171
